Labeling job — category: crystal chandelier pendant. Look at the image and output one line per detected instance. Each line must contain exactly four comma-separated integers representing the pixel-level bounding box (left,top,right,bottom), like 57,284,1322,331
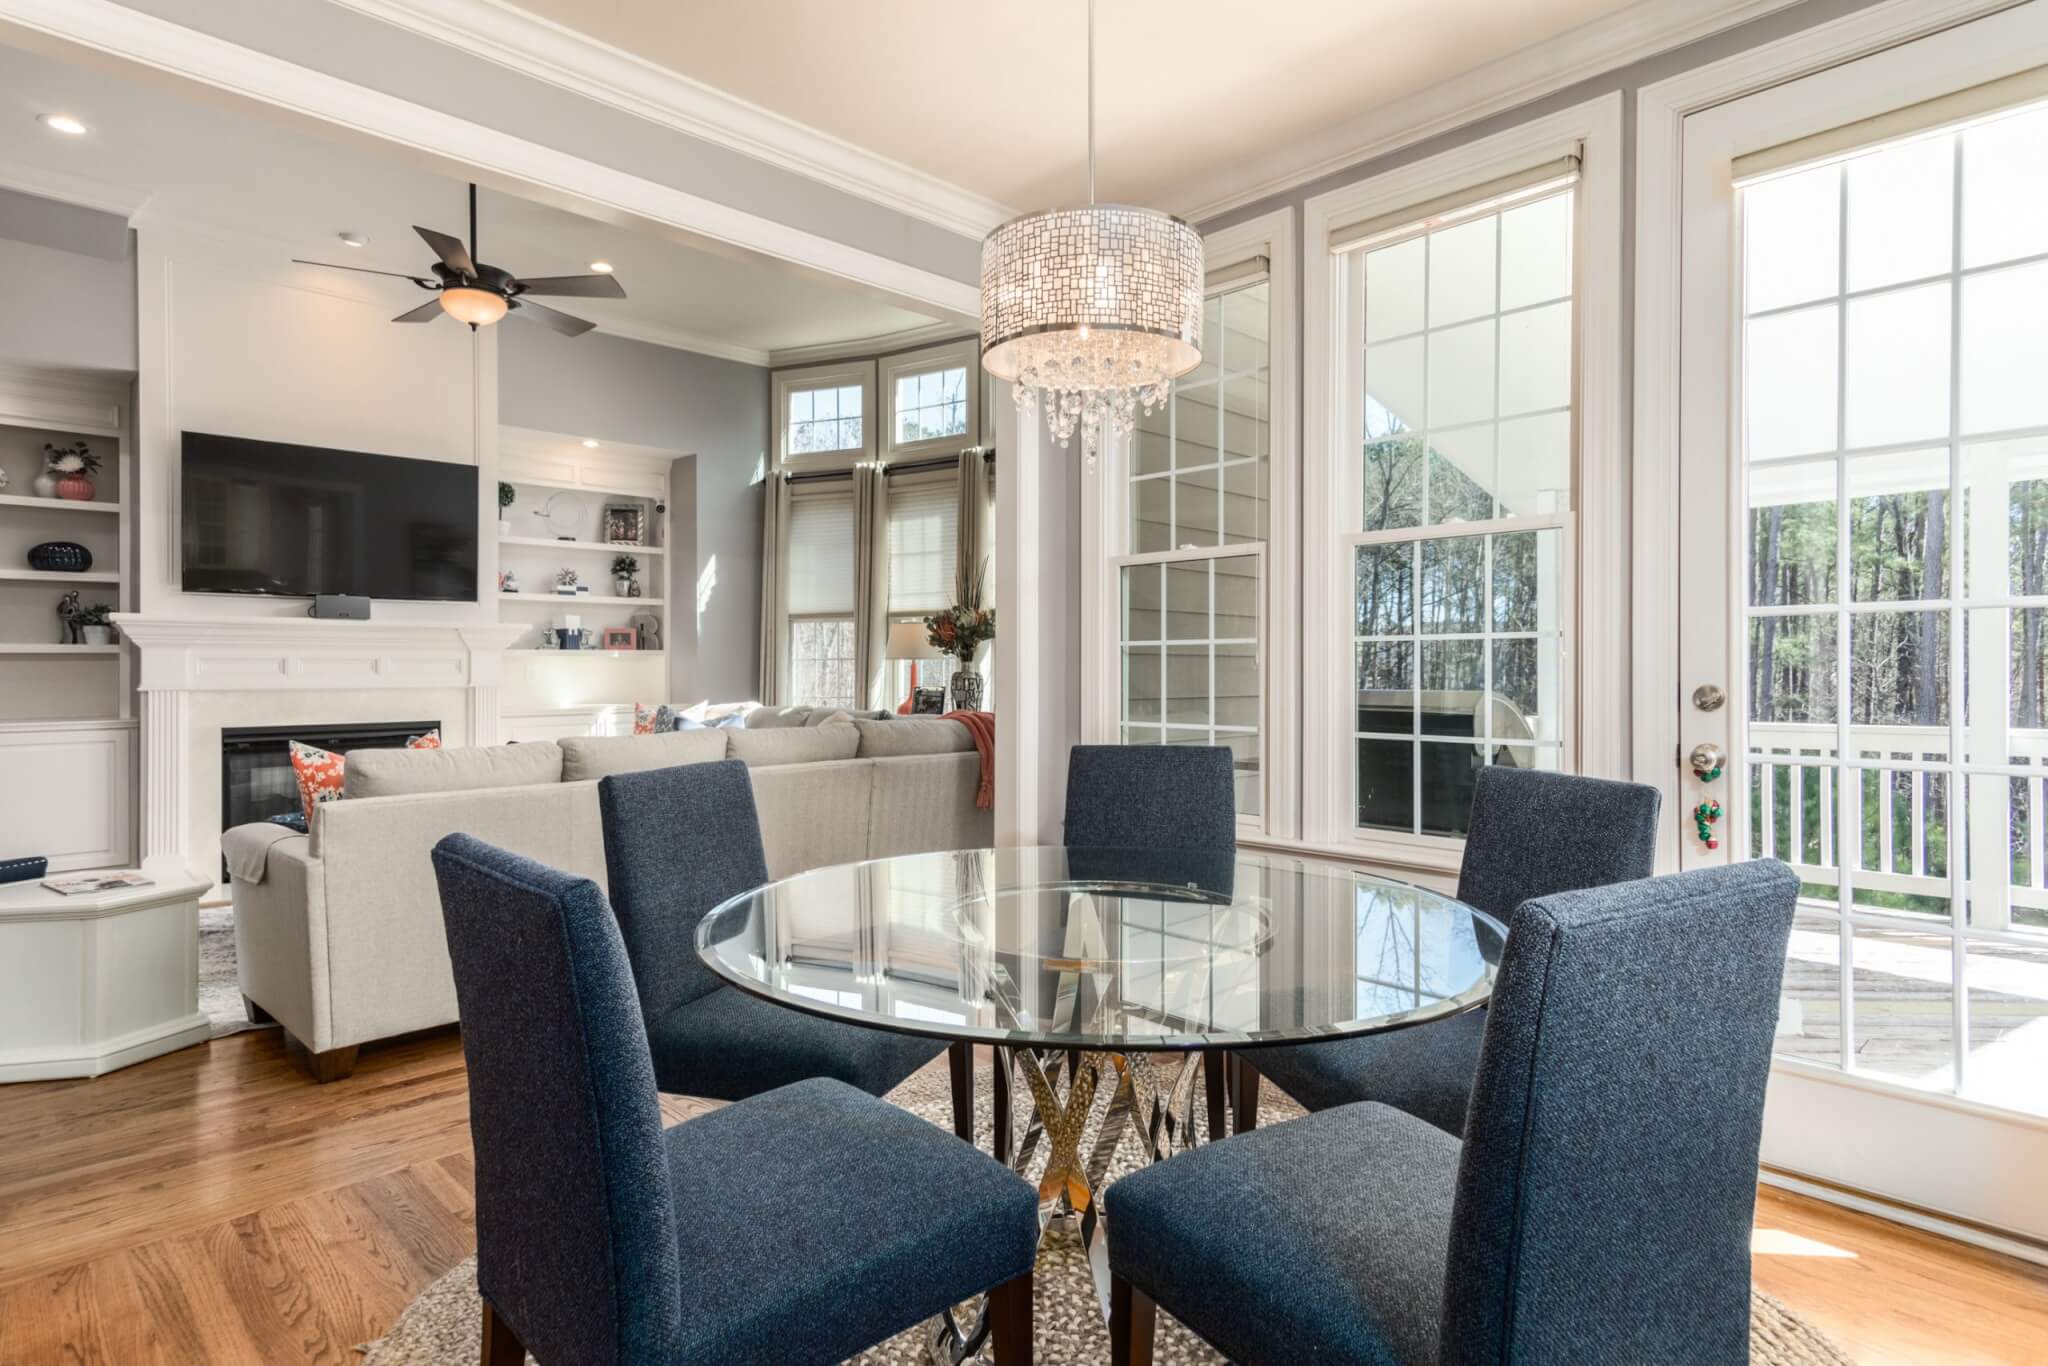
977,1,1204,467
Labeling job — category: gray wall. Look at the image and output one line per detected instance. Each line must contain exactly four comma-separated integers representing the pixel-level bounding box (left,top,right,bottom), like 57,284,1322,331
499,326,769,702
0,189,135,373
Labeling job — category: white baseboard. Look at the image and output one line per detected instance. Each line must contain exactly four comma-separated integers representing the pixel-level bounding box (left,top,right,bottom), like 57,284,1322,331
1760,1167,2048,1269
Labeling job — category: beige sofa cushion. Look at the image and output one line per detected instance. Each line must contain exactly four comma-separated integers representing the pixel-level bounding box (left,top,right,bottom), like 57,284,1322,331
745,706,816,729
344,740,563,798
560,730,726,782
726,722,860,768
854,717,974,757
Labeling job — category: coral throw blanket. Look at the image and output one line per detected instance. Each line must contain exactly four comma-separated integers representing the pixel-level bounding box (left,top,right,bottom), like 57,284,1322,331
945,710,996,809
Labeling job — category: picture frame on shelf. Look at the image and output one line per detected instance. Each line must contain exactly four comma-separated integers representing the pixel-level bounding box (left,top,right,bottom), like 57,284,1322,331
603,503,645,545
601,627,637,650
911,687,946,715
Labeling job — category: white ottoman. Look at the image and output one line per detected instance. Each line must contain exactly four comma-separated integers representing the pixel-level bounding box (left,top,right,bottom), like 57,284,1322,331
0,871,213,1082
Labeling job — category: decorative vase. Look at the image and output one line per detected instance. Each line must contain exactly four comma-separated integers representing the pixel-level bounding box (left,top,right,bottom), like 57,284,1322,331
81,625,113,646
31,469,58,499
950,667,984,712
55,473,95,501
27,541,92,572
498,518,513,538
613,576,633,597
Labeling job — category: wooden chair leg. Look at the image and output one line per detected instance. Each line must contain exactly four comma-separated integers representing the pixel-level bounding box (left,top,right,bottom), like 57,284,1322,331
1203,1049,1228,1141
1109,1274,1156,1366
1231,1054,1261,1133
989,1267,1034,1365
480,1297,526,1366
992,1047,1013,1165
948,1040,975,1144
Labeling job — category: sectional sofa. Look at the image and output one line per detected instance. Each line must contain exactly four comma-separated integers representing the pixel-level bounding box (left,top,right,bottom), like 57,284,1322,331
221,715,988,1080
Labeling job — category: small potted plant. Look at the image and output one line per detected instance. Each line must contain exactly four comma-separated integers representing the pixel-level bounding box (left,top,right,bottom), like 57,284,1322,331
555,568,580,597
497,481,516,537
38,442,99,500
76,602,116,646
611,554,638,597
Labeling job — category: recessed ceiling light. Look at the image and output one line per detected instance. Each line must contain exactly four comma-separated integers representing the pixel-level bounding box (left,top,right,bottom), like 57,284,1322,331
581,439,601,449
587,261,614,274
338,231,369,248
38,114,87,136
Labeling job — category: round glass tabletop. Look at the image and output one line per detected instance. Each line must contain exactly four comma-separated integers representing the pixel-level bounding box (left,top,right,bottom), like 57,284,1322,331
696,846,1507,1051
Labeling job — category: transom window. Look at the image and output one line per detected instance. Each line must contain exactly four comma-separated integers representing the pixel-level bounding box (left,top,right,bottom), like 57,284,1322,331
894,367,969,446
787,384,864,456
1341,181,1577,842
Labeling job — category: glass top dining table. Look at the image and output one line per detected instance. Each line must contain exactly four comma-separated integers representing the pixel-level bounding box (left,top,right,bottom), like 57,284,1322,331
695,845,1507,1052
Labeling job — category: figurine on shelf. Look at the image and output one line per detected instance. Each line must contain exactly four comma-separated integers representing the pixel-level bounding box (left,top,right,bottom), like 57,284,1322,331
55,590,82,644
499,568,520,594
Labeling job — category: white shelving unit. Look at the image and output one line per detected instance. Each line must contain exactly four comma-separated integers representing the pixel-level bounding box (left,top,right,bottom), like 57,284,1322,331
0,365,138,874
495,426,677,711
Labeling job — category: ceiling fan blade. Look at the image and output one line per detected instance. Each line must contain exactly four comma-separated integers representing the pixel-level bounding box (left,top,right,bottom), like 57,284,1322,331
414,225,476,278
513,274,627,299
292,259,435,285
509,298,596,337
392,298,446,323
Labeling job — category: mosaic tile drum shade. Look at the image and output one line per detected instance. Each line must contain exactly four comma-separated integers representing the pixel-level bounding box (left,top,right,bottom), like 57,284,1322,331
980,204,1204,460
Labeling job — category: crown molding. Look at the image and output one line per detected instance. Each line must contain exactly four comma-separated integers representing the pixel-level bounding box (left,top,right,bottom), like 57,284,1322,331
1171,0,1805,224
768,320,969,370
327,0,1014,241
0,157,153,219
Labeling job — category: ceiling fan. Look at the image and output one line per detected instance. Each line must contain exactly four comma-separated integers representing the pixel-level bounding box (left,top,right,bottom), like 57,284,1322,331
291,183,624,337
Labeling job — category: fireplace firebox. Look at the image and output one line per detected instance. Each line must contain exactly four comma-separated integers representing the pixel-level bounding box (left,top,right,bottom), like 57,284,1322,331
219,720,439,881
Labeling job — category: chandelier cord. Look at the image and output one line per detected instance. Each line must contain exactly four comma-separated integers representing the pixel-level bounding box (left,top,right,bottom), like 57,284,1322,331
1086,0,1095,206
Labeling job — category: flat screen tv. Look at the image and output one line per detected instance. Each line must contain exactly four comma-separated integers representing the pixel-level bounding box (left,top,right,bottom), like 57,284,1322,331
180,432,478,602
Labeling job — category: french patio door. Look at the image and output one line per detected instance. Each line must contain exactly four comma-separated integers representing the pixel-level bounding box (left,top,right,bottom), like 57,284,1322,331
1676,6,2048,1243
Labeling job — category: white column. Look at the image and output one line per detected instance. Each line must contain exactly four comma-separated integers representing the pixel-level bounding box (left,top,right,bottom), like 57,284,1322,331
994,383,1038,846
138,688,191,877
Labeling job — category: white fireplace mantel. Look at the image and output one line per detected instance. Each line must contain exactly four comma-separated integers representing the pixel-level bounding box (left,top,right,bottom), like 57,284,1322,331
113,615,530,876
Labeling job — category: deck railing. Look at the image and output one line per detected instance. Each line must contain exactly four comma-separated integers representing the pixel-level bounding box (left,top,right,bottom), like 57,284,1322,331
1746,722,2048,914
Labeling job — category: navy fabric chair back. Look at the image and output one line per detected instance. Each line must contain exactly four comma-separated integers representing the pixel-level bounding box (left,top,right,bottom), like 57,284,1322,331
1455,766,1661,924
598,759,769,1023
430,833,682,1366
1063,744,1235,850
1440,860,1799,1365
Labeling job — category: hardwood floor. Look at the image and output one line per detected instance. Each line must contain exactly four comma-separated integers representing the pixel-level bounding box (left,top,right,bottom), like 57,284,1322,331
1,1029,2043,1365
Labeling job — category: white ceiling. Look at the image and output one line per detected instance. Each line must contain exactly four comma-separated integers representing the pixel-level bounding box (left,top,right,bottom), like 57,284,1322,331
0,41,941,361
505,0,1651,212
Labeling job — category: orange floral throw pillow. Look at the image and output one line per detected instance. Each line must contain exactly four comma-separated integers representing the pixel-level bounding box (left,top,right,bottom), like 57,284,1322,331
288,741,348,827
288,731,443,825
633,703,660,735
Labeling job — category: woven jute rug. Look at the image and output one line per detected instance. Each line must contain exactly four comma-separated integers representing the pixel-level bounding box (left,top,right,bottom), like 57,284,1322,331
361,1058,1854,1365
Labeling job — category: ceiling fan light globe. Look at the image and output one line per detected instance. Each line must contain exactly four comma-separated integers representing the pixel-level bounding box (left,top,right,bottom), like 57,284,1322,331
440,286,507,327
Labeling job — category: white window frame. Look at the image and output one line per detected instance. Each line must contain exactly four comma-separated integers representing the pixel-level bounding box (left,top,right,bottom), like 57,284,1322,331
1081,206,1297,841
779,476,860,707
882,338,981,461
1302,93,1624,871
773,360,877,472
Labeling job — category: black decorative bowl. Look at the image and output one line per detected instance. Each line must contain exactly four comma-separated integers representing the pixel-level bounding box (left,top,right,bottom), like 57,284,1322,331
27,541,92,573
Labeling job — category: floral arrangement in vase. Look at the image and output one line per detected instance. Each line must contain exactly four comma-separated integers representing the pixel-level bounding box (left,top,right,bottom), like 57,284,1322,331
38,442,99,500
611,554,639,597
925,560,994,710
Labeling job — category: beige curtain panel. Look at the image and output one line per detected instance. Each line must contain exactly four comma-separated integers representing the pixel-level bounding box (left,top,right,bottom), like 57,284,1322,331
756,471,790,703
853,463,888,711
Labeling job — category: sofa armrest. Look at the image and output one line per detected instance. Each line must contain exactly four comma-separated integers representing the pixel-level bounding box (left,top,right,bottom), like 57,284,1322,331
232,836,328,1049
867,753,994,858
313,782,607,1049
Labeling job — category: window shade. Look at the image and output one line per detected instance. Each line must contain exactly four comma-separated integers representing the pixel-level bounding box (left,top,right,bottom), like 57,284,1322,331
1732,66,2048,185
786,489,855,615
886,479,959,613
1329,154,1579,255
1205,254,1270,295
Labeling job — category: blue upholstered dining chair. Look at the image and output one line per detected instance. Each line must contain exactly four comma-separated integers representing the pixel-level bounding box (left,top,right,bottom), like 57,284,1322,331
595,759,946,1105
1243,765,1661,1135
1103,859,1800,1366
1063,743,1237,850
1062,743,1242,1140
430,833,1039,1366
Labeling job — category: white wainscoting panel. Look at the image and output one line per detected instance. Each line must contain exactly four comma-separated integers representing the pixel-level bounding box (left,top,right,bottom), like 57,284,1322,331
0,719,135,872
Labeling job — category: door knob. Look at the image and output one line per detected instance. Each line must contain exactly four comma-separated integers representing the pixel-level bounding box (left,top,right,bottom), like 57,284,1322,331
1689,742,1725,782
